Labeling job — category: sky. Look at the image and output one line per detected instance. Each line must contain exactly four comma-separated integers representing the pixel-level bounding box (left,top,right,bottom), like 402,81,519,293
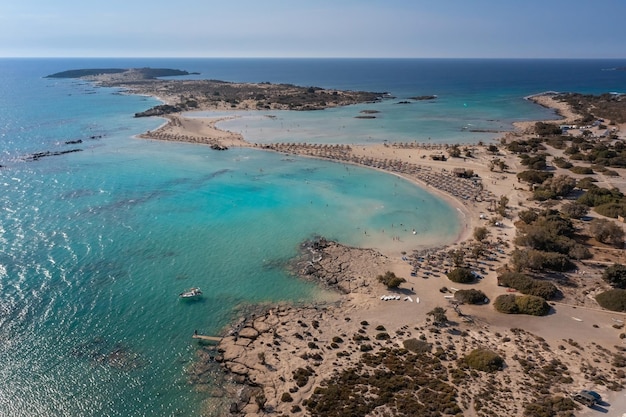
1,0,625,58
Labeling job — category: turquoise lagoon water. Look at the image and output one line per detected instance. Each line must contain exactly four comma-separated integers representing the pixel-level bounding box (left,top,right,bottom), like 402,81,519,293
1,58,625,416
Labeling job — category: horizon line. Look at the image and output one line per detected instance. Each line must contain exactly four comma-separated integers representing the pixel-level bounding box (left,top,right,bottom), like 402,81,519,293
2,56,626,60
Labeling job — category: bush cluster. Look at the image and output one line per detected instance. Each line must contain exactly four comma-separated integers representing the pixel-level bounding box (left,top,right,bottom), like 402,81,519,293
517,170,553,185
460,348,504,372
402,338,432,354
497,272,559,300
534,122,562,136
569,165,594,175
454,289,488,304
590,219,626,246
552,156,573,169
513,209,590,271
596,289,626,312
531,174,576,201
446,267,475,283
493,294,551,316
305,348,461,417
377,271,406,288
505,137,546,154
578,186,626,218
602,264,626,288
520,154,548,170
523,395,578,417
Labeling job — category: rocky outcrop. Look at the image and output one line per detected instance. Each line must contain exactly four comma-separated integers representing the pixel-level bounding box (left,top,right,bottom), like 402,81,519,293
292,237,390,294
23,148,82,162
135,104,185,117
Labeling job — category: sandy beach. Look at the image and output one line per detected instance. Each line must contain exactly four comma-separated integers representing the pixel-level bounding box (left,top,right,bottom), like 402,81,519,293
136,91,626,416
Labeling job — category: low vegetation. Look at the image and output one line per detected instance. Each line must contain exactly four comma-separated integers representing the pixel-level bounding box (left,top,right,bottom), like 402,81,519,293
602,263,626,289
304,347,462,417
497,272,559,300
454,289,488,304
596,289,626,312
377,271,406,288
493,294,551,316
577,184,626,218
513,209,590,271
460,348,504,372
589,219,626,245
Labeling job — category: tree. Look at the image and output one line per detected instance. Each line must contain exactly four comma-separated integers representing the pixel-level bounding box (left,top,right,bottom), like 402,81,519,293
473,226,489,242
544,175,576,197
561,202,589,219
589,218,625,246
517,170,553,185
489,158,508,172
470,242,485,261
497,195,509,217
377,271,406,288
535,122,562,136
518,209,539,224
602,264,626,289
447,145,461,158
427,307,448,326
447,267,475,283
448,249,465,267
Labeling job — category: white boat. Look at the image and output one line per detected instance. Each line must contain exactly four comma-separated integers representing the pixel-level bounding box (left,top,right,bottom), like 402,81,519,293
179,287,203,299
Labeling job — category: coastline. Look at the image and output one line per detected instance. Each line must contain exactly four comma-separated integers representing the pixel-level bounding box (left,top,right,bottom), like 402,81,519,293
127,83,626,415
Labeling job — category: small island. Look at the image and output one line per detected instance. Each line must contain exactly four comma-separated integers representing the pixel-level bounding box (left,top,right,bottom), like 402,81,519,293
46,67,194,79
47,67,388,116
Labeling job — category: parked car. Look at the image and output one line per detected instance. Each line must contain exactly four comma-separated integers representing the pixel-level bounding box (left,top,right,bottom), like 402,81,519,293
572,390,597,407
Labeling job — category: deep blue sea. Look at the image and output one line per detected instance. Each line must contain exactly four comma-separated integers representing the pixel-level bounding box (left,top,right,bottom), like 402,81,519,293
1,58,625,416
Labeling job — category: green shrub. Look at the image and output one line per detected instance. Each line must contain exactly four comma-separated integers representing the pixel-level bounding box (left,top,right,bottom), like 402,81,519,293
454,289,488,304
596,289,626,312
446,267,475,283
517,170,553,185
461,348,504,372
497,272,558,300
560,202,589,219
523,395,577,417
602,264,626,289
494,294,550,316
520,154,548,170
569,165,594,175
595,202,626,218
518,209,539,224
515,294,551,316
377,271,406,288
552,157,573,169
510,248,576,272
402,338,432,354
576,176,598,189
535,122,562,136
577,186,623,207
494,294,519,314
281,392,294,402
